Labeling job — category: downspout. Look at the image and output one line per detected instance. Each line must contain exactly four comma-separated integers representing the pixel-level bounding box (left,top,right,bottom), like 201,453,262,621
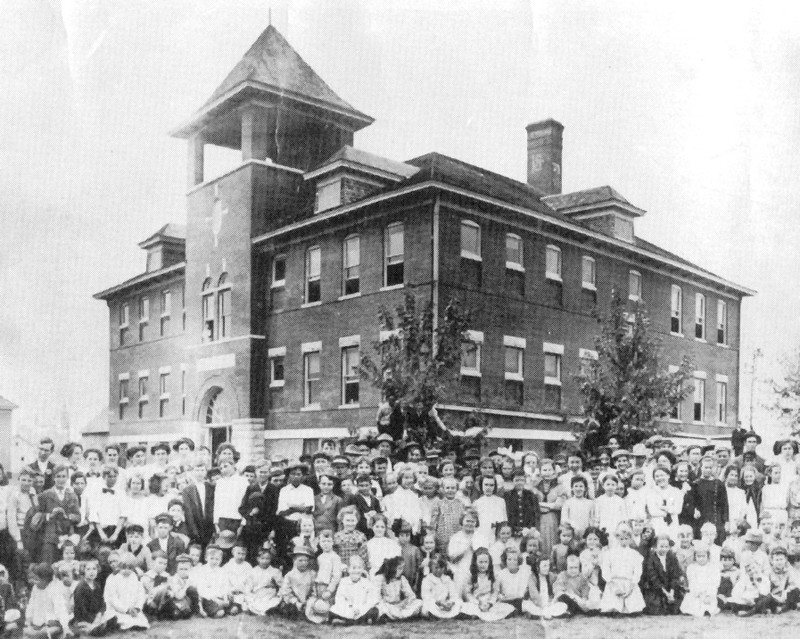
432,194,441,343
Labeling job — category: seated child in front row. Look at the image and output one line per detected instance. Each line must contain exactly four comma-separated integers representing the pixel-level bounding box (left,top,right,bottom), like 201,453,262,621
277,545,315,620
375,556,422,621
420,554,461,619
244,547,283,616
103,553,150,631
717,547,740,604
142,551,172,619
497,546,532,611
0,564,21,633
192,544,233,619
550,524,578,574
640,534,683,615
461,548,515,622
329,555,380,625
680,541,720,617
553,554,597,615
599,523,645,615
304,530,341,623
166,554,194,620
521,558,568,620
223,542,253,614
72,558,107,635
24,563,71,639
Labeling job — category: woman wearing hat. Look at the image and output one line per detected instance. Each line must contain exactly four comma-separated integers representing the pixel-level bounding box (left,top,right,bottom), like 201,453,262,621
772,439,799,487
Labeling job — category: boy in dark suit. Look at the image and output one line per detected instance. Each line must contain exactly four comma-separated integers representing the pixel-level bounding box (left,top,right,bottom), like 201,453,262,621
182,465,215,548
37,464,81,564
147,513,186,575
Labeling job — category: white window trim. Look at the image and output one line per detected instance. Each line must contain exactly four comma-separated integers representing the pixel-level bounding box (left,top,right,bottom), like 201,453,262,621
506,261,525,273
301,301,323,309
139,394,149,403
579,348,598,360
581,256,596,290
269,352,285,388
158,366,172,375
545,245,562,282
715,373,729,383
338,403,361,410
693,376,706,425
544,377,562,387
338,292,362,301
159,392,170,400
300,404,321,412
629,270,642,301
543,342,564,355
693,370,707,380
504,335,526,349
379,329,401,342
119,397,129,405
270,380,285,389
505,233,524,271
379,284,404,292
118,372,130,381
120,304,130,328
268,346,286,358
503,340,524,381
505,373,524,382
338,334,361,348
301,341,322,354
460,220,482,261
137,370,149,378
460,337,482,377
271,255,286,289
465,330,484,344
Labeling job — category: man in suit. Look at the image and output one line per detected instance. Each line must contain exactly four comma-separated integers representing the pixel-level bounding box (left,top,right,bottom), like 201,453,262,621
238,460,279,562
37,464,81,563
28,437,56,491
181,464,215,548
147,513,186,575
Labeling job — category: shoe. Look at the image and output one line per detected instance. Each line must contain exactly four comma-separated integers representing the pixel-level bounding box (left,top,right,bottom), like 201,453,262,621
737,609,755,617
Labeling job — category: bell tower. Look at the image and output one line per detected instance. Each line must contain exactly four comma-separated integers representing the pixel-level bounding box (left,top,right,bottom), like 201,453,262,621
170,25,373,461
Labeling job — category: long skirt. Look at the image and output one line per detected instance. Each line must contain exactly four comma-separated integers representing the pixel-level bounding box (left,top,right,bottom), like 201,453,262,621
539,512,560,557
461,601,515,621
520,599,568,618
599,579,645,614
245,591,281,615
422,599,461,619
378,598,423,620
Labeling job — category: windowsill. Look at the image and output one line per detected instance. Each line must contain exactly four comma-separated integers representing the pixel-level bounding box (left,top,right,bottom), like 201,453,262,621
380,284,404,292
271,281,285,290
460,369,481,378
545,274,563,283
670,332,684,338
338,403,360,409
119,399,129,405
582,283,597,292
119,324,129,330
668,418,683,424
160,394,170,400
301,404,321,412
628,296,641,302
338,292,361,301
692,421,707,426
717,343,729,348
139,396,149,403
715,422,729,427
301,301,322,309
505,262,525,273
694,337,707,343
461,252,482,262
505,373,524,382
269,381,285,389
544,379,562,387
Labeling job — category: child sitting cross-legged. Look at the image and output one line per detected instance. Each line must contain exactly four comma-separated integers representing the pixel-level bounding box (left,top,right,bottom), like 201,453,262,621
223,541,253,614
24,562,72,639
141,550,173,620
192,544,233,619
599,523,645,615
521,557,568,620
103,552,149,631
166,553,194,620
329,555,380,625
461,547,515,621
716,547,740,608
72,557,107,635
243,547,282,616
375,556,423,621
726,558,770,616
420,554,461,619
680,541,721,617
640,534,683,615
277,544,315,620
553,553,598,616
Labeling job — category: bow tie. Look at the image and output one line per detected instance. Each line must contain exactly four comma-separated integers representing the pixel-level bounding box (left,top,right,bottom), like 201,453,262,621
87,472,101,478
102,488,114,494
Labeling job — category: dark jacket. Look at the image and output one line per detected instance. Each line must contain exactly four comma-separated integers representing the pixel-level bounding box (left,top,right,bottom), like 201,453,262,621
641,549,684,614
27,460,56,490
504,488,540,536
238,482,280,535
37,487,80,544
350,492,382,536
181,481,215,547
147,534,187,575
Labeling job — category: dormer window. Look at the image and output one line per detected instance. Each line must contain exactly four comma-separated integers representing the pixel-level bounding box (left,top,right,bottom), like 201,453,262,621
615,216,634,242
315,179,342,213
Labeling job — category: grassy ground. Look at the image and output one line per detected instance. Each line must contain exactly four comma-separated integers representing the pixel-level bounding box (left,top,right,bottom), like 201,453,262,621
94,610,800,639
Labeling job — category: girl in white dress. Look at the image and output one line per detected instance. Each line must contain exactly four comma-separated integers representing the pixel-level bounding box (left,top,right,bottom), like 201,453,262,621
723,466,748,532
496,545,532,611
244,547,283,615
599,523,645,614
680,541,721,616
365,515,400,578
123,473,151,542
460,548,515,621
447,509,481,592
761,464,789,528
374,556,422,620
645,466,683,541
772,439,799,487
521,557,568,619
473,476,507,549
421,554,461,619
103,553,149,630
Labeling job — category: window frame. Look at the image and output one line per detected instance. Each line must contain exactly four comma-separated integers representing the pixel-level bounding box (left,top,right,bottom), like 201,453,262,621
268,347,286,388
717,299,728,345
505,233,524,271
543,342,564,387
384,222,405,288
693,372,706,423
716,378,728,424
305,246,322,305
271,255,286,289
217,274,231,339
545,245,562,281
138,373,149,419
315,178,342,213
341,344,360,406
581,256,596,290
671,284,683,335
159,371,170,418
119,303,130,345
460,219,482,262
695,293,706,340
160,289,171,337
201,278,215,342
460,330,483,377
628,270,642,301
138,296,149,341
504,345,524,382
342,234,361,297
303,348,321,409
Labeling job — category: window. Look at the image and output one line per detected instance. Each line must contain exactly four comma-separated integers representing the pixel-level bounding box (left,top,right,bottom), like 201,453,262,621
305,246,321,304
119,303,130,345
272,255,286,288
503,336,525,381
460,331,483,377
315,180,341,213
716,378,728,423
581,256,596,289
138,297,149,341
544,353,562,385
217,273,231,339
343,235,360,296
695,293,706,340
138,374,148,419
693,374,706,422
506,234,523,270
384,223,404,287
159,372,169,417
181,366,186,415
671,285,682,334
118,376,129,420
341,345,360,405
460,220,481,261
181,286,186,331
269,347,286,388
160,290,171,337
616,217,634,243
543,342,563,411
303,349,321,407
545,245,562,280
717,300,728,345
202,278,214,342
629,270,642,301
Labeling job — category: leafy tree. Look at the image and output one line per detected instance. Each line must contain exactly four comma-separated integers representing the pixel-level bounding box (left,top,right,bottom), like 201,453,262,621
575,291,694,453
358,292,486,450
770,347,800,437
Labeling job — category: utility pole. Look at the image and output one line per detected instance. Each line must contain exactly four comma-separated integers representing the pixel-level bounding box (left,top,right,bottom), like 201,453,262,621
749,348,763,430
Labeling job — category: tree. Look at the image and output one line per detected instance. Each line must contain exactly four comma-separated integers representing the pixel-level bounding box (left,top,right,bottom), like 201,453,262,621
358,291,486,450
770,347,800,437
575,291,694,453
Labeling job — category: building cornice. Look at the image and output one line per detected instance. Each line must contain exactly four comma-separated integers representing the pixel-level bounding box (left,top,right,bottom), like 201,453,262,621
93,262,185,300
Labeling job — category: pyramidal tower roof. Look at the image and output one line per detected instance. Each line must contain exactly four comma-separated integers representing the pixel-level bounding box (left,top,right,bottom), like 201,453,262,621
172,25,373,138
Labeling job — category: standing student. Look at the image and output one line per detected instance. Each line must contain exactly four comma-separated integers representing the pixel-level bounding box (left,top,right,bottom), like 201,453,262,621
691,455,729,544
536,460,567,557
37,465,81,565
213,460,249,535
561,476,594,541
594,473,628,544
146,513,186,575
430,477,465,554
182,465,215,548
85,466,126,548
473,477,507,550
312,474,342,537
28,438,57,491
276,463,314,557
365,515,400,578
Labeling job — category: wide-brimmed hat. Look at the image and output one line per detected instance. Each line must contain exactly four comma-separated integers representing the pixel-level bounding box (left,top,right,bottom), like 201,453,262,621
306,597,331,624
611,449,631,460
375,433,394,444
773,439,799,456
743,430,762,445
216,530,237,549
631,443,649,458
284,462,309,475
291,543,314,558
743,529,763,544
331,455,350,467
172,437,195,452
344,444,362,456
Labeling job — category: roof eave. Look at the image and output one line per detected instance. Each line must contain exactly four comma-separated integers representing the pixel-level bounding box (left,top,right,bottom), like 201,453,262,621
93,262,186,301
304,159,408,183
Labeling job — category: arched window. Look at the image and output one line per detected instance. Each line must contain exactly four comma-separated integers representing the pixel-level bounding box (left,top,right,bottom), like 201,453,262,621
201,278,214,342
217,272,231,339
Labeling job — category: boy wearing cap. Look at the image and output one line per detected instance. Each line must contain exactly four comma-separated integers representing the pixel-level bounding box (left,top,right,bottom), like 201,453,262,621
741,546,800,615
277,544,316,620
147,513,186,575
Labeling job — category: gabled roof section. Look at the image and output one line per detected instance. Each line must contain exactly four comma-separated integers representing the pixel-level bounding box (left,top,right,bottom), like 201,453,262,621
0,395,18,410
138,223,186,249
305,146,419,182
544,185,645,217
172,25,373,138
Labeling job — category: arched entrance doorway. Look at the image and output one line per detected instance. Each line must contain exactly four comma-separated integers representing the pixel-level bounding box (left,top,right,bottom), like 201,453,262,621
200,387,236,454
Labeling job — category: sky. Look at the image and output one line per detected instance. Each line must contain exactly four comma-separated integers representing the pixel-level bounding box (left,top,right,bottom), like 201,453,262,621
1,0,799,443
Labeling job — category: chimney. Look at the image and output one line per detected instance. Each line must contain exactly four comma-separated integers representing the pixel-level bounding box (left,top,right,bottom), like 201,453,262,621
526,119,564,196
